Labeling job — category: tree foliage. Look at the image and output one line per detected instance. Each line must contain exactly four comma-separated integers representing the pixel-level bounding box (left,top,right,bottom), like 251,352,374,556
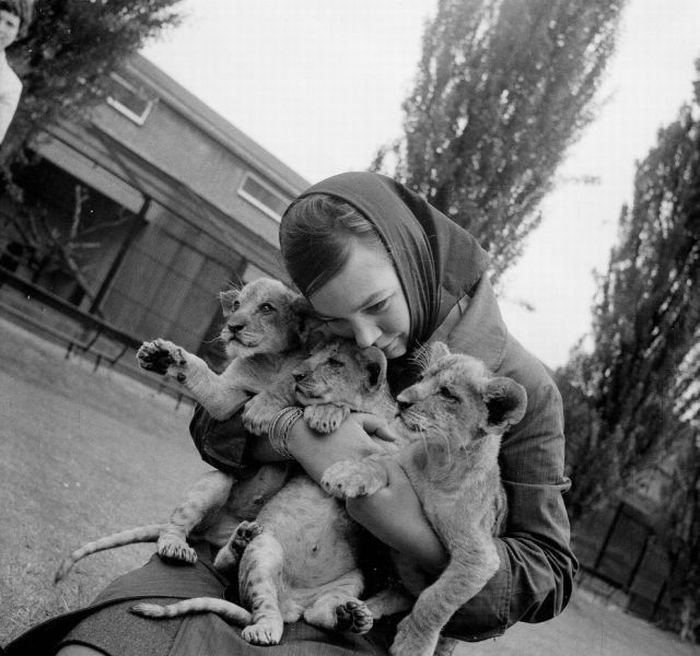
372,0,626,280
1,0,182,162
560,65,700,518
558,60,700,639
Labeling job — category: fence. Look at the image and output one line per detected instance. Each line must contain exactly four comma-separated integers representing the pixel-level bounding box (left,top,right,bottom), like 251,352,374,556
572,501,672,621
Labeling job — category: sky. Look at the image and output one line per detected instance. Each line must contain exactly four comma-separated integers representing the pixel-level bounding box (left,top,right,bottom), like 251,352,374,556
142,0,700,369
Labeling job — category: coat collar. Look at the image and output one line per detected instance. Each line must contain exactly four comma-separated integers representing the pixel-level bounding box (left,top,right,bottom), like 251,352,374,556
429,276,507,372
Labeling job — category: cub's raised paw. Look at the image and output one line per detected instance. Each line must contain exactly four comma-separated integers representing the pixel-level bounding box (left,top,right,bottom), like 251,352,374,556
137,339,187,380
320,460,384,499
336,599,374,634
303,404,348,434
157,535,198,564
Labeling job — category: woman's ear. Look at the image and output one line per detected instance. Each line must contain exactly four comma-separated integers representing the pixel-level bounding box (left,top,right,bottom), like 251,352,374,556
483,377,527,433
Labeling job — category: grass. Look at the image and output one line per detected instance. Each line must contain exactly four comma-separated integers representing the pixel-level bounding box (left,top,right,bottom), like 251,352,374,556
0,315,208,644
1,314,698,655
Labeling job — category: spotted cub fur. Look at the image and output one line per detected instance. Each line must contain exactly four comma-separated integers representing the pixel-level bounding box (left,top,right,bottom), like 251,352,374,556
321,342,527,656
131,338,400,646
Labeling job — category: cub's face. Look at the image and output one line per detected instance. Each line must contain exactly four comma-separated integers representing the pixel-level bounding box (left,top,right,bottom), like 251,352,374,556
219,278,307,358
397,342,527,446
293,338,387,408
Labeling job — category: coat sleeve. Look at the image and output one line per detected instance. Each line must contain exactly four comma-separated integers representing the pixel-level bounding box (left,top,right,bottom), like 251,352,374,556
443,352,578,641
188,403,258,475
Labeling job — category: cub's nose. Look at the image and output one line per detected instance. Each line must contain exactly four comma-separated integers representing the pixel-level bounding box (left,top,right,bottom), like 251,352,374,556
227,323,243,334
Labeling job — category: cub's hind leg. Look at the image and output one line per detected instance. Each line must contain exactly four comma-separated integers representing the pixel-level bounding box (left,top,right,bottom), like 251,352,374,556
213,520,263,573
303,570,373,635
238,530,287,646
158,470,234,563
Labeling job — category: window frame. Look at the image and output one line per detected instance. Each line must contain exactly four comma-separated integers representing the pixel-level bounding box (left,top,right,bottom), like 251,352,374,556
106,73,154,126
237,172,288,221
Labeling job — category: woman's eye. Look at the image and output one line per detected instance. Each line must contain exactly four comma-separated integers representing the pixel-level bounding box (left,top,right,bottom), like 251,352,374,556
366,298,389,315
439,386,459,402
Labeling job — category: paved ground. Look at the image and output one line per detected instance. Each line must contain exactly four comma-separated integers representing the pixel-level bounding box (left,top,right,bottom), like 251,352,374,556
1,314,698,655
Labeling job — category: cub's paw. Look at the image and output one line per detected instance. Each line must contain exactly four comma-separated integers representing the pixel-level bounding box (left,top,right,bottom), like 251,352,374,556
137,339,188,381
390,615,439,656
157,535,197,564
242,394,283,435
233,520,264,546
303,404,348,434
336,599,374,634
214,520,263,571
320,460,384,499
241,619,283,646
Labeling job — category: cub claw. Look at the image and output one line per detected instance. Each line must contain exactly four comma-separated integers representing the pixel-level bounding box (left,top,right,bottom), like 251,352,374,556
336,599,374,634
137,339,186,377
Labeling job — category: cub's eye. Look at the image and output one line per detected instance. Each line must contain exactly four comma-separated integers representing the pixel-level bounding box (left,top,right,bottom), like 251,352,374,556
439,386,459,402
259,303,275,313
232,300,240,311
327,358,345,368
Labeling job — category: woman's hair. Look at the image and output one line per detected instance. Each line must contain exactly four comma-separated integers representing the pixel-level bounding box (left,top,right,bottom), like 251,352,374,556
280,193,384,296
0,0,33,38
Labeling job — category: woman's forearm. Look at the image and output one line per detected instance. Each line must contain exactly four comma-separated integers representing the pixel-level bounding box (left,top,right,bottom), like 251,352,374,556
285,416,448,572
345,462,448,573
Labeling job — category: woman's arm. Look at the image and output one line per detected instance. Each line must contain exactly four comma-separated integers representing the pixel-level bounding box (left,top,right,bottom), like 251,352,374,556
284,415,449,571
190,405,448,568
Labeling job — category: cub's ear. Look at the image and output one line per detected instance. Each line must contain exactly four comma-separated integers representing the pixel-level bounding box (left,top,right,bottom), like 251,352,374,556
483,377,527,433
356,346,388,393
219,288,240,314
291,297,329,348
428,341,451,362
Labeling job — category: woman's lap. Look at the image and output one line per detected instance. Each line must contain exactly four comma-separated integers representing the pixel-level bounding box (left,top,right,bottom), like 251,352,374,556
4,545,392,656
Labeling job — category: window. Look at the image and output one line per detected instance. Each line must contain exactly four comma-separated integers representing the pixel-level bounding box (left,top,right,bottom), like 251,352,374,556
105,73,154,126
238,173,288,220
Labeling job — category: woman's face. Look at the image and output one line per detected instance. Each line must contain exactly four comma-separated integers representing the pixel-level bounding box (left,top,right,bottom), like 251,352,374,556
308,239,410,359
0,10,20,51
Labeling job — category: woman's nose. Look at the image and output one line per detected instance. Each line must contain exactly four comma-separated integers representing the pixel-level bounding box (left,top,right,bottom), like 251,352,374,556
352,318,380,349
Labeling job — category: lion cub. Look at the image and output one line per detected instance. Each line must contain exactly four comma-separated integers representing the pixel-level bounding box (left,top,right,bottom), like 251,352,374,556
55,277,315,580
131,338,400,646
321,342,527,656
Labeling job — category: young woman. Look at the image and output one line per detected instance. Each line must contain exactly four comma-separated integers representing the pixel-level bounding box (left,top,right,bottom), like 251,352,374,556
6,171,576,655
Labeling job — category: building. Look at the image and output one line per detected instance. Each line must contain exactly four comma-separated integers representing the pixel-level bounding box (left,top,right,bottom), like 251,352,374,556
0,53,309,368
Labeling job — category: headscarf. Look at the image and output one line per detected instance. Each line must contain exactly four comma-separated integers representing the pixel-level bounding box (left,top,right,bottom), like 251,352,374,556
287,172,490,350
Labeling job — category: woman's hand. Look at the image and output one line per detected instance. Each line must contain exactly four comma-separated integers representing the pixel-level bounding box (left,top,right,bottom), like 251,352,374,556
285,412,385,481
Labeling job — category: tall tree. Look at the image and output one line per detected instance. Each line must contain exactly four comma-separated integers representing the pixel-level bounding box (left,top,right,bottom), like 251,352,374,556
1,0,182,163
372,0,625,280
559,61,700,521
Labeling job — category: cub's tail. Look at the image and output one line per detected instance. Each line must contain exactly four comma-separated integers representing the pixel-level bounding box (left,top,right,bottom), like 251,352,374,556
54,523,165,583
130,598,252,625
